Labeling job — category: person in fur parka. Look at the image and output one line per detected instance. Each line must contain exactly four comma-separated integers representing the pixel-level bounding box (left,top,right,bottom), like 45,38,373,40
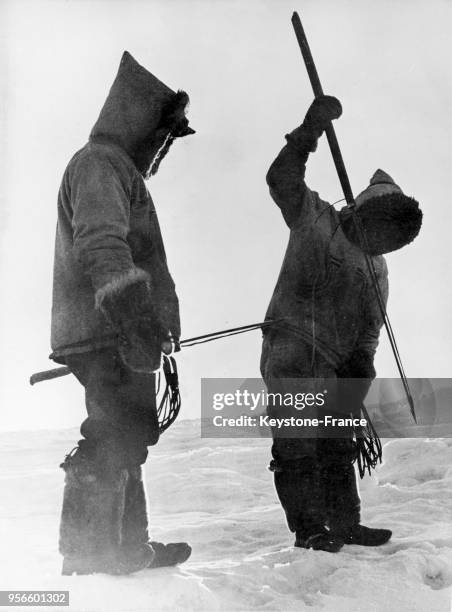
260,95,422,553
52,51,194,576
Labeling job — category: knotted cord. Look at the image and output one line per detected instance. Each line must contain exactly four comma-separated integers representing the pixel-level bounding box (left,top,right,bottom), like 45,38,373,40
157,355,181,433
354,404,383,477
155,319,284,433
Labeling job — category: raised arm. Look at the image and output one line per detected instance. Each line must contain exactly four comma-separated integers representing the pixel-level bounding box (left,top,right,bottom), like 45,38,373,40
266,95,342,228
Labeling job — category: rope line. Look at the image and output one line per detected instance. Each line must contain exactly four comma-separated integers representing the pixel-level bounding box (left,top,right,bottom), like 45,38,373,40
179,320,280,347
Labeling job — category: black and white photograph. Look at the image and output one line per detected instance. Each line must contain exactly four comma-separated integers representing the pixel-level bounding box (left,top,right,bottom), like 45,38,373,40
1,1,451,610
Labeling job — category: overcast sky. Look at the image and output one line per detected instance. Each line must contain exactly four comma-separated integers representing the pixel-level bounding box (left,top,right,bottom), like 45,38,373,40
1,0,451,432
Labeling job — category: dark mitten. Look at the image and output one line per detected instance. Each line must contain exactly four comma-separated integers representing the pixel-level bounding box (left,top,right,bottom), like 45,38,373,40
286,95,342,154
337,351,382,476
95,269,168,373
303,95,342,135
337,350,376,417
342,349,376,380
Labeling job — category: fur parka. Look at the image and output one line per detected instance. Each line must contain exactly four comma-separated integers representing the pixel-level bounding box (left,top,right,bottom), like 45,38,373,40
51,52,185,362
263,125,388,371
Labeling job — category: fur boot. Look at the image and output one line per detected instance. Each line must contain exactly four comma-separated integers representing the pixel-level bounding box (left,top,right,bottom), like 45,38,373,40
59,448,153,575
121,466,191,568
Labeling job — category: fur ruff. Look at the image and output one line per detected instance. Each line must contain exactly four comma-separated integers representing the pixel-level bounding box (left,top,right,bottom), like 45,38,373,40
95,268,151,311
160,90,192,137
161,90,190,122
340,193,422,255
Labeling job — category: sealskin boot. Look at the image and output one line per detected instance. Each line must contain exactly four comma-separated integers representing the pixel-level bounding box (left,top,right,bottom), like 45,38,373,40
270,452,328,536
121,467,192,569
341,524,392,546
295,528,344,553
59,448,153,576
147,541,192,567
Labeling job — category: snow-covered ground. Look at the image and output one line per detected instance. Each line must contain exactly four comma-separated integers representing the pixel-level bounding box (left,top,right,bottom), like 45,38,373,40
0,422,451,611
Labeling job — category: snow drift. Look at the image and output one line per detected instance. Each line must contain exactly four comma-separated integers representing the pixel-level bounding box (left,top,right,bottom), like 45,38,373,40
0,422,451,611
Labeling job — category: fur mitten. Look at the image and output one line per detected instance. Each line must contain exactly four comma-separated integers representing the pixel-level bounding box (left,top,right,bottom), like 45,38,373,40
95,269,167,373
286,95,342,154
336,350,376,417
303,95,342,135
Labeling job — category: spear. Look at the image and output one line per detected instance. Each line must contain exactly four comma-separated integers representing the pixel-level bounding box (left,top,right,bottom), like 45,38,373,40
291,11,417,423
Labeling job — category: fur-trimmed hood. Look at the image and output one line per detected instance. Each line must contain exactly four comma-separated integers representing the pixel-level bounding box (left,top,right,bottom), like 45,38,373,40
90,51,192,160
339,169,422,255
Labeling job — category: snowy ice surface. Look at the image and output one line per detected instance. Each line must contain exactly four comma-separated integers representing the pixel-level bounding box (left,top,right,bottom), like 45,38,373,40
0,422,451,612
